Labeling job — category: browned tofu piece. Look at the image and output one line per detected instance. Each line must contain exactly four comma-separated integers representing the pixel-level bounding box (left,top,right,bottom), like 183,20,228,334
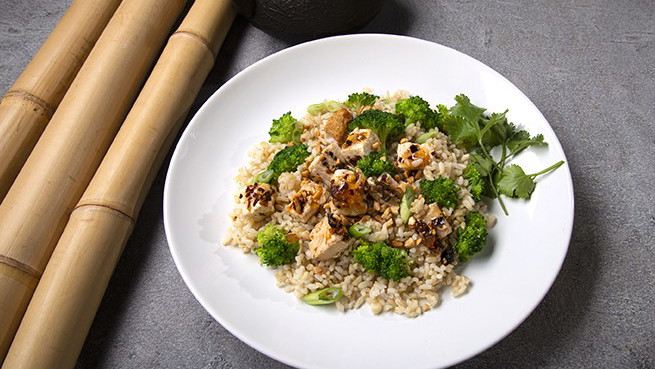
286,180,327,222
243,183,275,216
341,128,381,163
396,142,431,170
324,108,353,144
426,205,452,239
367,173,402,203
308,214,349,260
414,204,452,249
307,142,344,184
330,169,368,216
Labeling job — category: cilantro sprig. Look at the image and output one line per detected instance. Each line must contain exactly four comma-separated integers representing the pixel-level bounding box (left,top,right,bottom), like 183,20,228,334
441,94,564,215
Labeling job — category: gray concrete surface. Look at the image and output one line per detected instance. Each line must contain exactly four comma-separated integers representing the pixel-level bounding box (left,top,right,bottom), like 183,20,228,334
1,0,654,368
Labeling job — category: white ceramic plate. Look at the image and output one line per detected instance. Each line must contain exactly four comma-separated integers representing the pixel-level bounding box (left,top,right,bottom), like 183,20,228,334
164,34,574,369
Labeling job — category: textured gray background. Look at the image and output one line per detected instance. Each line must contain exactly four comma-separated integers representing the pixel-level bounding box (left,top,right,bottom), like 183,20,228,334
1,0,654,368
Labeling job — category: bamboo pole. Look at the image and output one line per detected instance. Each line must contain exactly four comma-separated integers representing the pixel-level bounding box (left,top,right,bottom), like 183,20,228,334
2,0,236,367
0,0,187,362
0,0,123,201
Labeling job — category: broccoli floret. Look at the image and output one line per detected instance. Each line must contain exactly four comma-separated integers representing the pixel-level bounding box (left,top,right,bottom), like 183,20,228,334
255,224,299,266
436,104,450,119
454,212,488,262
348,110,404,154
463,163,485,201
352,241,411,281
395,96,440,130
356,152,396,177
267,144,310,181
420,177,461,209
269,112,302,143
344,92,378,112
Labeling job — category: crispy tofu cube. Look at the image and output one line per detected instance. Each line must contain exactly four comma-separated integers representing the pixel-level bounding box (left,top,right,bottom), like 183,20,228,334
366,173,402,203
307,142,344,184
425,205,452,239
308,215,349,260
414,204,453,249
341,128,381,162
243,183,275,216
330,169,368,216
396,142,431,170
324,108,352,145
287,180,327,222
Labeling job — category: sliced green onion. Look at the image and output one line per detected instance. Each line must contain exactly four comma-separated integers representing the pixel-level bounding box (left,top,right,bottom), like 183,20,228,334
307,103,324,115
400,186,415,222
301,287,343,305
348,223,372,238
325,100,342,111
307,100,342,115
254,169,274,183
416,131,436,144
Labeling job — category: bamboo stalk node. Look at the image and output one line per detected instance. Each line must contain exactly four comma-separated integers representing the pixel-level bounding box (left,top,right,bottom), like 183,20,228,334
1,91,55,118
0,255,42,279
171,31,218,59
74,203,135,223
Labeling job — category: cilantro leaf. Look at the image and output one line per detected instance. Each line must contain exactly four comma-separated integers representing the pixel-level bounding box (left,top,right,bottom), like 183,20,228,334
507,131,546,157
470,153,494,177
437,93,565,215
450,94,486,123
480,111,513,149
441,115,478,149
497,165,536,199
497,161,565,199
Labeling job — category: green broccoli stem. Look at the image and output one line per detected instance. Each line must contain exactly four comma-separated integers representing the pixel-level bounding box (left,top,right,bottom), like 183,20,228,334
528,160,564,178
378,135,388,155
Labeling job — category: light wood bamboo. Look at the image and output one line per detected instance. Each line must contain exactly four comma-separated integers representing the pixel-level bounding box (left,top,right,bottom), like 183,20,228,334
2,0,236,367
0,0,123,201
0,0,187,362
